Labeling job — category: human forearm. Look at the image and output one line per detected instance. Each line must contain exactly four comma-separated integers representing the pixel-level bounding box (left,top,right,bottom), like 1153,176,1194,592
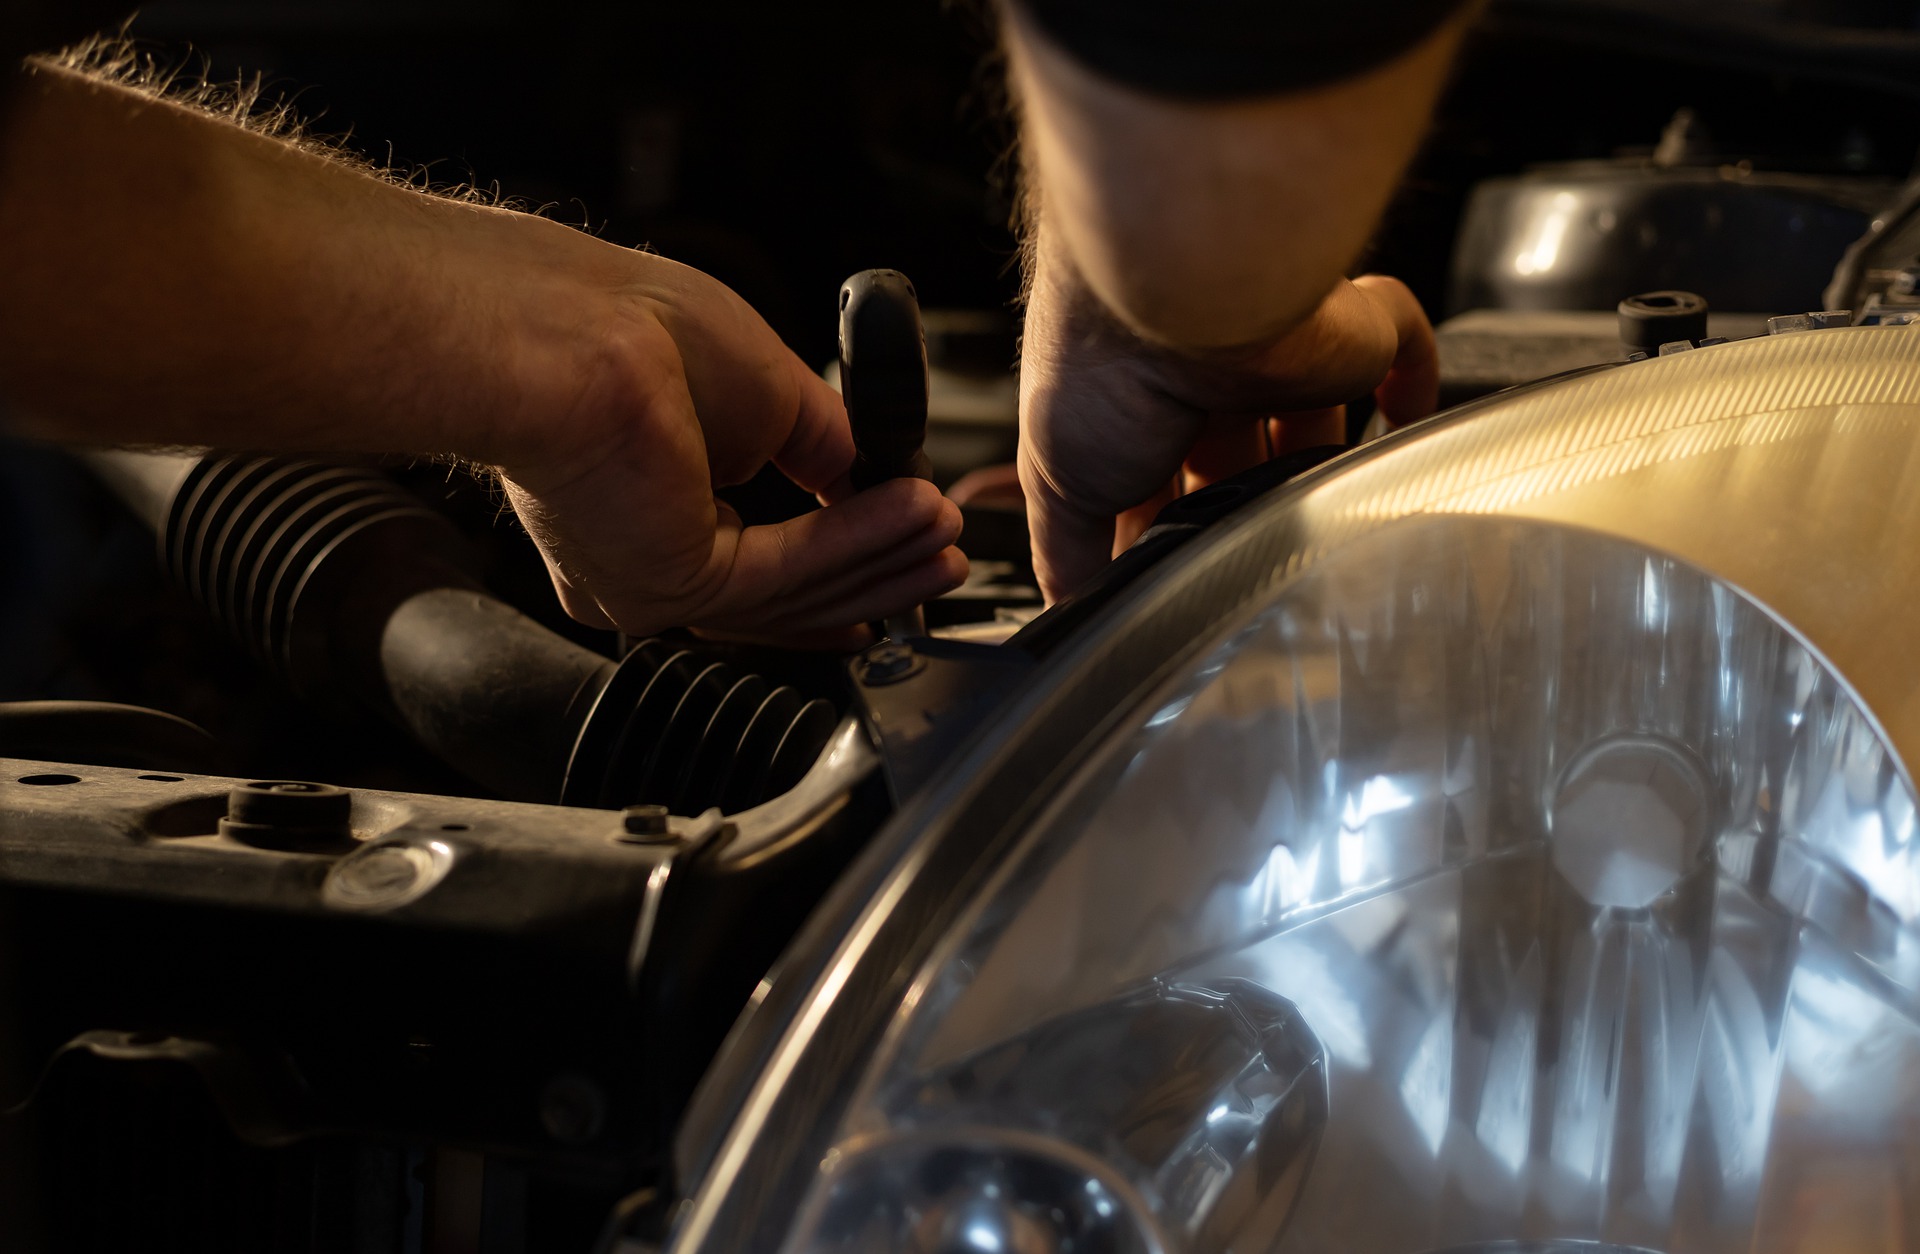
0,58,598,466
1001,2,1469,354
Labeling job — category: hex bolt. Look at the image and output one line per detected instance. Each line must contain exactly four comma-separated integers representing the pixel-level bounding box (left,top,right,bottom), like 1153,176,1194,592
220,780,355,852
229,780,351,825
620,803,673,842
1618,290,1708,352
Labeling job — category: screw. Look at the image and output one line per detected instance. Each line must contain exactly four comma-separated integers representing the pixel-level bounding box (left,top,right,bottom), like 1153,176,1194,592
859,641,919,686
620,804,672,842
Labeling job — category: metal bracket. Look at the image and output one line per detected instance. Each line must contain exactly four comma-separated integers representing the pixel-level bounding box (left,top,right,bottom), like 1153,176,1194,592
849,638,1034,804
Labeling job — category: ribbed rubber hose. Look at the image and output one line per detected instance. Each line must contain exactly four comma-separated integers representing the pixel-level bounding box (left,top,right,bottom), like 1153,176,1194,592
86,449,839,811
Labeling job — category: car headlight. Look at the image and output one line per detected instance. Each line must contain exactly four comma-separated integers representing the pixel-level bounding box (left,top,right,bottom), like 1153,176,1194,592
671,327,1920,1254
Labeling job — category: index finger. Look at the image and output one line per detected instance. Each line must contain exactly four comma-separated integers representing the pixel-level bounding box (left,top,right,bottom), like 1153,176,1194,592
773,354,858,500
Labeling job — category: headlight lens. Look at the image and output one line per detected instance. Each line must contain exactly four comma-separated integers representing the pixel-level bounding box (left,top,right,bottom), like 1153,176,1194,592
793,515,1918,1252
674,327,1920,1254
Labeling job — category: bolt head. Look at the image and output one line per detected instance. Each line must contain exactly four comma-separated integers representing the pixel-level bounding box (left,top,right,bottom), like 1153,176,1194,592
221,779,356,851
227,779,352,828
860,642,919,684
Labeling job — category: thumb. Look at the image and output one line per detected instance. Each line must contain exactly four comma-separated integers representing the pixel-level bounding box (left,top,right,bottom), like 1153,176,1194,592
1352,274,1438,426
1020,448,1119,605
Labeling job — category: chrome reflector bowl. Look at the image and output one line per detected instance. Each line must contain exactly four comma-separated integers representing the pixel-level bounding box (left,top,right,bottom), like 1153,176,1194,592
805,517,1917,1254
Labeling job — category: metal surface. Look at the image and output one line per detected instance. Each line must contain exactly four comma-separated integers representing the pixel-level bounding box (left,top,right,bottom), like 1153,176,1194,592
1450,163,1887,316
1430,310,1770,407
672,324,1920,1252
0,735,881,1170
0,757,669,935
850,639,1033,804
0,757,676,1159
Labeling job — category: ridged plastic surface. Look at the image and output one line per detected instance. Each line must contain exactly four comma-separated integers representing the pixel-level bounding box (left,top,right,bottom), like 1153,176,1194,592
563,637,839,814
162,453,453,684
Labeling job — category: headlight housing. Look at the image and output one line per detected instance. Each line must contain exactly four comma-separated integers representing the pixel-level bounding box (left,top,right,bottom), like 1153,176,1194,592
672,327,1920,1254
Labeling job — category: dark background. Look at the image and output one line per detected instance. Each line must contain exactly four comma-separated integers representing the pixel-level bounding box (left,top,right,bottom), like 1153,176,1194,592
34,0,1920,363
100,0,1025,373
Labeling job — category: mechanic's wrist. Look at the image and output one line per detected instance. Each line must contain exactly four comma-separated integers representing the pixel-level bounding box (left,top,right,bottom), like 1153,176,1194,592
407,207,645,473
1027,231,1290,379
455,225,734,520
1026,236,1416,420
1024,235,1291,403
258,175,672,488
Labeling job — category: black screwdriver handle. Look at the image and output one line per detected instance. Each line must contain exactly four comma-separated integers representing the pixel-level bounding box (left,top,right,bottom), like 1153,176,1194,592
839,269,933,492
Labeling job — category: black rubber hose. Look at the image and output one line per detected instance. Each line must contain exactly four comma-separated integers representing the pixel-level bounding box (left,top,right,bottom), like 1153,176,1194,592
82,448,615,802
0,701,223,774
379,587,611,803
79,449,839,811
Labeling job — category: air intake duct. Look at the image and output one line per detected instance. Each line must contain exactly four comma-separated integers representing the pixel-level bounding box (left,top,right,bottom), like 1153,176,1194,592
83,449,839,813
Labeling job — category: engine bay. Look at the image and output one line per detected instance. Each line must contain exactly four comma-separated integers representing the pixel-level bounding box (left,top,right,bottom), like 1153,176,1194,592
8,2,1920,1251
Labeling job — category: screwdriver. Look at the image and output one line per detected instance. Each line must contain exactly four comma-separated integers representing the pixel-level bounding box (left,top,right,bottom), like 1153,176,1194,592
838,268,934,640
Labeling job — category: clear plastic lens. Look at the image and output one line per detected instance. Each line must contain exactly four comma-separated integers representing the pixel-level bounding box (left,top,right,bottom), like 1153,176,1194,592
791,516,1920,1254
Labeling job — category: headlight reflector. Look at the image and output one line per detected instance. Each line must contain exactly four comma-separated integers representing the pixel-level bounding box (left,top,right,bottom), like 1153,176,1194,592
789,516,1918,1252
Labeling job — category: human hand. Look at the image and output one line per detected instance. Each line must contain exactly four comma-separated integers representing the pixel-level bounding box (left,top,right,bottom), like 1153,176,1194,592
474,235,967,646
1016,253,1438,603
0,63,964,646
